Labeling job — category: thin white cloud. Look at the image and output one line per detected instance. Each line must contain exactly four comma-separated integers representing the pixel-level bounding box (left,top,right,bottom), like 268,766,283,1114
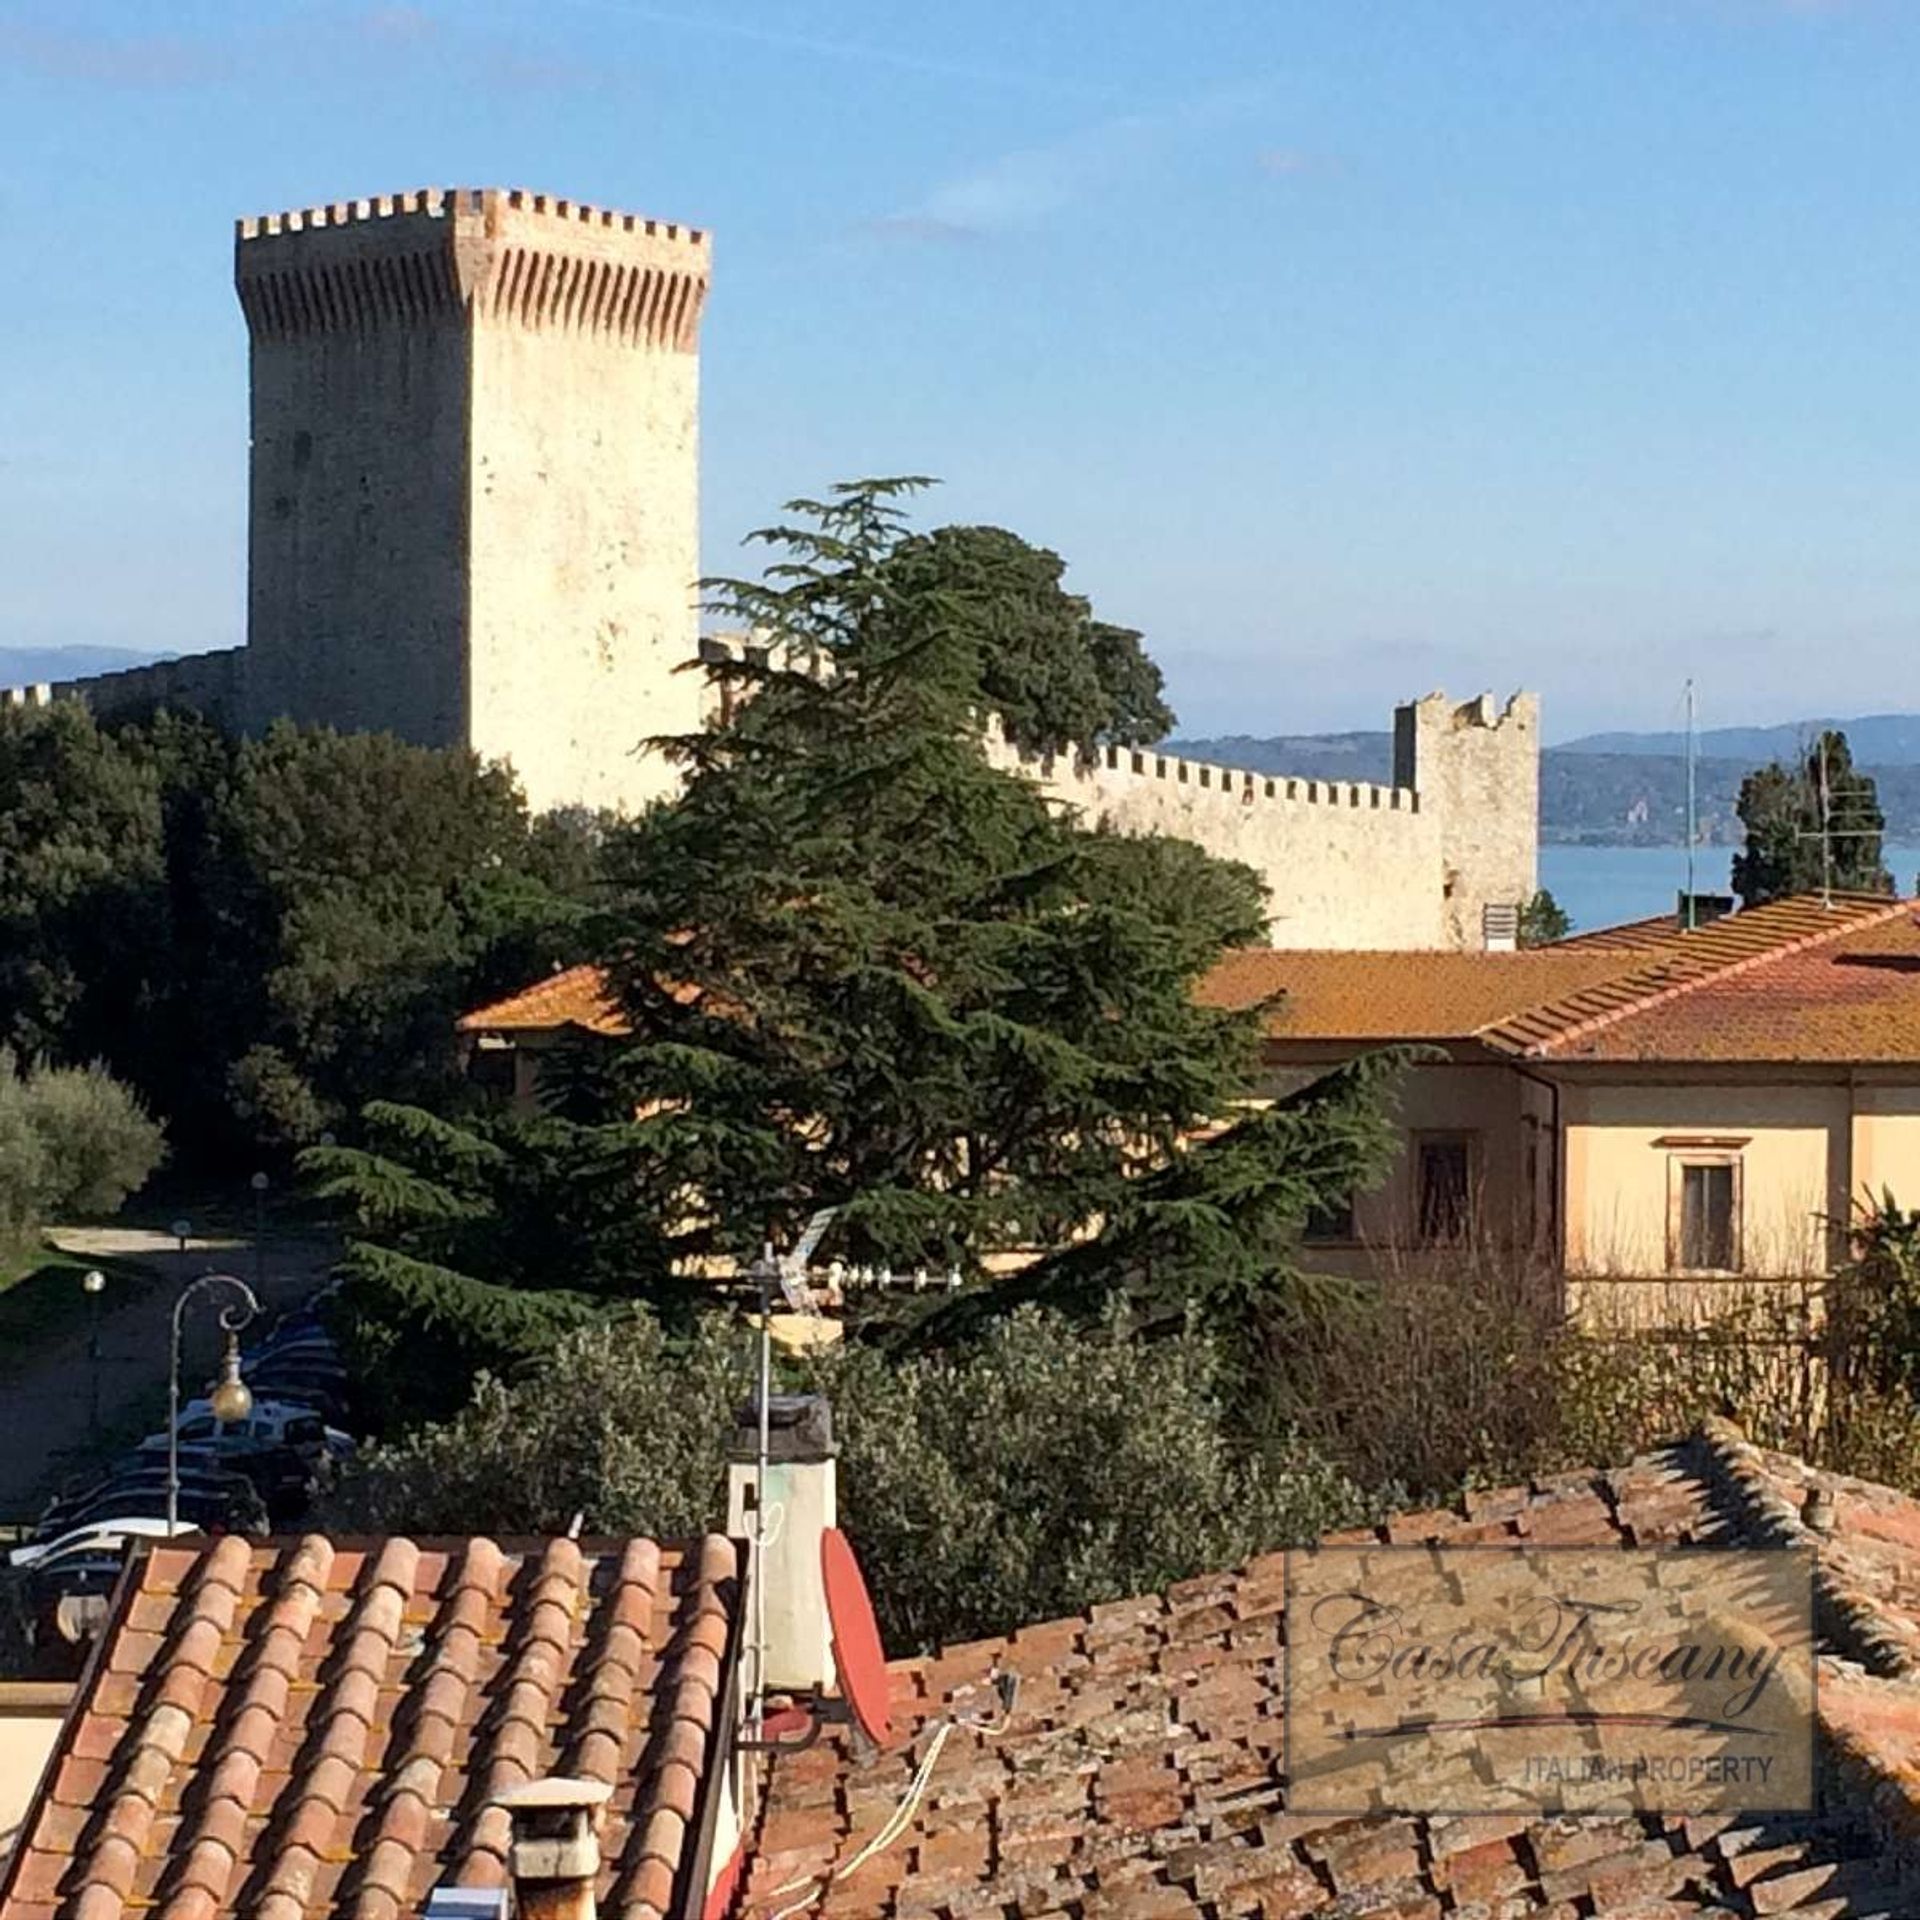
871,85,1274,243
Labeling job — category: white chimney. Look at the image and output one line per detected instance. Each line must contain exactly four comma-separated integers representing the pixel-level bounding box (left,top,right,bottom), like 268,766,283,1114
492,1777,613,1920
727,1393,837,1694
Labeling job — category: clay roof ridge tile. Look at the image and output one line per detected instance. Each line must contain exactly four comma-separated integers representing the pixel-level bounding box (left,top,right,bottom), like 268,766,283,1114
452,1538,591,1883
65,1540,254,1920
153,1540,337,1920
247,1538,422,1916
1487,895,1909,1056
344,1537,509,1920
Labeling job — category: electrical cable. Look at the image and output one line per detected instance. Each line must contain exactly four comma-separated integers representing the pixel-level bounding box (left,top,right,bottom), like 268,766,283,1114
765,1720,953,1920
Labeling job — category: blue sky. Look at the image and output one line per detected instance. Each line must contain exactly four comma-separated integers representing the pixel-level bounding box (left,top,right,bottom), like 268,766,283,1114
3,0,1918,742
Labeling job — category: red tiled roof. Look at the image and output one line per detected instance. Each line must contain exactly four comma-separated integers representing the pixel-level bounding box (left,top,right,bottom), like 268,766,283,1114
1482,892,1909,1059
1199,894,1917,1063
1197,947,1651,1040
0,1533,739,1920
1547,912,1696,952
1520,911,1920,1062
460,898,1918,1065
458,965,629,1038
742,1425,1920,1920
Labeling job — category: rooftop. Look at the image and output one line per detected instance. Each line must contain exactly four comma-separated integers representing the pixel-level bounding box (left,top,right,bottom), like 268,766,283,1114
458,964,628,1039
457,895,1920,1068
742,1421,1920,1920
1200,892,1919,1063
0,1533,739,1920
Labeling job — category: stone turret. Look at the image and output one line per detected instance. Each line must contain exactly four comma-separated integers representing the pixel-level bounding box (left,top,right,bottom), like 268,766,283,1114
233,187,710,813
1393,691,1540,947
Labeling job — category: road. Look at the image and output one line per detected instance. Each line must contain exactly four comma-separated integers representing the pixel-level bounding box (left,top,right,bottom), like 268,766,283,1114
0,1226,338,1519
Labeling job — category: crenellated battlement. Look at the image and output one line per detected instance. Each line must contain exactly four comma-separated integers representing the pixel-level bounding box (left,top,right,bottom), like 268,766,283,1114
235,187,709,348
992,730,1420,816
236,186,708,248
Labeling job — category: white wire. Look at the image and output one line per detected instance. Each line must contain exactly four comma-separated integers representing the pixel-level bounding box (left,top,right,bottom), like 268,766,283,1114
766,1721,953,1920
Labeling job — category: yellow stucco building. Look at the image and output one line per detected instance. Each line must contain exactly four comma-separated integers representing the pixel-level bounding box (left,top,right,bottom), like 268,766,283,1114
1201,892,1920,1320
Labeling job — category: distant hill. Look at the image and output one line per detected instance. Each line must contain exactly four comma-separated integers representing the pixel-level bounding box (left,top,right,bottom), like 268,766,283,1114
1557,713,1920,766
0,646,171,687
1162,731,1396,783
1169,724,1920,847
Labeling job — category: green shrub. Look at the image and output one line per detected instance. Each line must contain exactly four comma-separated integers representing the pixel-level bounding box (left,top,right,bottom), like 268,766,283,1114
332,1305,1371,1652
824,1308,1370,1648
0,1091,49,1258
332,1312,751,1540
0,1052,164,1257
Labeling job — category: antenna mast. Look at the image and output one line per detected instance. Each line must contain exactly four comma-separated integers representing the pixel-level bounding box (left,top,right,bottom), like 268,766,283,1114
1685,678,1697,931
1819,734,1835,909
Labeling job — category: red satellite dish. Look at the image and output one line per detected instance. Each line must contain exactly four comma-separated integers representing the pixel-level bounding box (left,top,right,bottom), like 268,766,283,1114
821,1526,893,1748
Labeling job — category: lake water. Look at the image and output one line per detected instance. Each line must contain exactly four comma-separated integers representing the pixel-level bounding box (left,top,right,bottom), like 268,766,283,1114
1539,844,1920,937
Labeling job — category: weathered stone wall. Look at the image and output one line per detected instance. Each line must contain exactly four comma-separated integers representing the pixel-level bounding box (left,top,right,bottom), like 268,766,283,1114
1392,691,1540,947
986,690,1538,949
465,195,708,814
237,198,470,745
232,187,709,811
987,727,1447,947
1,650,247,725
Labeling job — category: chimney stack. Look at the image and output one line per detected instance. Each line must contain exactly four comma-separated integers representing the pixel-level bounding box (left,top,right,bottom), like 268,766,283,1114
727,1393,838,1694
493,1777,613,1920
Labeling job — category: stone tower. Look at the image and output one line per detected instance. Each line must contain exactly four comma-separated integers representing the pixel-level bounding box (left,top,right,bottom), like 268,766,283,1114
1393,691,1540,946
233,187,709,813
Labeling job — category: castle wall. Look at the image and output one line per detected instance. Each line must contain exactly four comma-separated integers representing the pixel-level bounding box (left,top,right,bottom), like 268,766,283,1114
465,197,707,815
1393,691,1539,946
985,688,1539,951
984,729,1448,948
1,650,247,726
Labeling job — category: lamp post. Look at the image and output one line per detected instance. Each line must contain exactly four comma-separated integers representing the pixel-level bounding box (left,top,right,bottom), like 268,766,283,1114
168,1273,260,1534
249,1171,269,1297
82,1269,106,1443
170,1217,192,1260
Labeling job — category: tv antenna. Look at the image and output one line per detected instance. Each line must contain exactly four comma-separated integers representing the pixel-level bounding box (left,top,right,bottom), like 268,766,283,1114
1685,678,1698,930
1794,731,1882,910
744,1208,839,1743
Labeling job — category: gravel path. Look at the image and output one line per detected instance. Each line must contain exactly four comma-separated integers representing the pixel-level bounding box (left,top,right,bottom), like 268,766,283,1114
0,1227,339,1519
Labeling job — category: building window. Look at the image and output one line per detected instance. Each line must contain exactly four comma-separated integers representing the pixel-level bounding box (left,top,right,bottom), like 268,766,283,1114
1304,1193,1354,1244
1671,1157,1742,1273
1417,1135,1475,1244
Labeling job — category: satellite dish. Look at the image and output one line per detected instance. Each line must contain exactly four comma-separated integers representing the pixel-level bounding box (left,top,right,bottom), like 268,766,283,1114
820,1526,893,1748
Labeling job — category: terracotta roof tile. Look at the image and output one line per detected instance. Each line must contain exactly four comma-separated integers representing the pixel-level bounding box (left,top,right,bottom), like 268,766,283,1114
1195,894,1915,1064
743,1428,1920,1920
1194,947,1650,1040
457,898,1918,1067
0,1533,740,1920
457,965,628,1037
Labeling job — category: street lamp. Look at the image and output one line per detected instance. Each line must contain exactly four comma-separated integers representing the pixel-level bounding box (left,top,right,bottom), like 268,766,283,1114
249,1171,269,1296
168,1273,261,1533
82,1269,106,1442
170,1217,192,1259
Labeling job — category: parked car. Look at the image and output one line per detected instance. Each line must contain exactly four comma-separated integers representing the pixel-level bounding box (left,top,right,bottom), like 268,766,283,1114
38,1467,266,1542
166,1396,354,1461
235,1364,351,1426
8,1516,186,1571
